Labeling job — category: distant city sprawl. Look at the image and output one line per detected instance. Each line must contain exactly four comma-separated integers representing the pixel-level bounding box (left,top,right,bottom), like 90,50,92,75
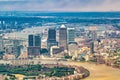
0,12,120,80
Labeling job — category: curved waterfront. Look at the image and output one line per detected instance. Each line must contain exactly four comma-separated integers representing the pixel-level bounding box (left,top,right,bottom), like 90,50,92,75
62,61,120,80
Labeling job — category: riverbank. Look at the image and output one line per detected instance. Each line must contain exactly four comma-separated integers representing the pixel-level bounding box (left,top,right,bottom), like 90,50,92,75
62,61,120,80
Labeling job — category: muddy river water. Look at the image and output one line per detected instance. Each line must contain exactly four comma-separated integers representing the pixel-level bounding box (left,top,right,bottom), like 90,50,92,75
62,61,120,80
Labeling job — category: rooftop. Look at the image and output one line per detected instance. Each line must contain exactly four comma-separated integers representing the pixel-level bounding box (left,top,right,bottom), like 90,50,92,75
60,24,66,28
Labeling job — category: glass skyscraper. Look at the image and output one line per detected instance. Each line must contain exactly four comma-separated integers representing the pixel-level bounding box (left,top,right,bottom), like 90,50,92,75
28,34,41,56
28,35,34,47
48,28,56,42
28,34,41,47
59,25,67,50
47,28,58,53
67,28,75,44
35,35,41,47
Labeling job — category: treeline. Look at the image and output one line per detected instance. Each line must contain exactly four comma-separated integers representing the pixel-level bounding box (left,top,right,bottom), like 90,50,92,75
0,64,74,77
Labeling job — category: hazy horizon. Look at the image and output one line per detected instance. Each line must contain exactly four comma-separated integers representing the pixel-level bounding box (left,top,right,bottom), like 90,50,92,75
0,0,120,12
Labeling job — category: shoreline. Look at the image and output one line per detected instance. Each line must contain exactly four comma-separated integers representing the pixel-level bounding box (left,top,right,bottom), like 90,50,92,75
62,61,120,80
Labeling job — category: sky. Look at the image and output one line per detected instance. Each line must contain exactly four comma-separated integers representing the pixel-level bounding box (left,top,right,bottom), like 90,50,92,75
0,0,120,11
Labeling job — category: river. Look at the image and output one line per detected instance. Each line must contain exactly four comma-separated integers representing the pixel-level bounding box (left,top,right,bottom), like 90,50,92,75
61,61,120,80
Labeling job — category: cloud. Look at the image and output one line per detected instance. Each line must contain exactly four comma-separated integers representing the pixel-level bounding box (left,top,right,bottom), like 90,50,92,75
0,0,119,11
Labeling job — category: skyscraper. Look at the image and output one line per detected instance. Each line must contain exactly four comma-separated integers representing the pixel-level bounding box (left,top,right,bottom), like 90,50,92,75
0,35,4,52
28,34,41,47
28,34,41,56
48,28,56,42
28,35,34,47
47,28,58,53
90,41,94,54
59,25,67,50
67,28,75,44
35,35,41,47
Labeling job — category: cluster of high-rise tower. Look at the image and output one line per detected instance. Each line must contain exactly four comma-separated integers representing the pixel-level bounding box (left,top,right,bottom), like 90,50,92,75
27,25,75,57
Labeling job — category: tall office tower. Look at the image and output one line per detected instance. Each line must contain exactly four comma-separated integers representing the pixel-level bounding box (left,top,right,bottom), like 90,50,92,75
28,35,34,47
47,28,58,53
28,35,41,47
28,34,41,56
35,35,41,47
48,28,56,42
90,41,94,54
67,28,75,44
0,35,4,52
59,25,67,50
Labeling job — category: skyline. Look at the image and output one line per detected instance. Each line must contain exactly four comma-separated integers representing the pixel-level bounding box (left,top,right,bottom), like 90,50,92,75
0,0,120,12
0,1,120,80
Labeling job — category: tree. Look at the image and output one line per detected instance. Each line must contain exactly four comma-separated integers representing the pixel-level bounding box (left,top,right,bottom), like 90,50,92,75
4,77,9,80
